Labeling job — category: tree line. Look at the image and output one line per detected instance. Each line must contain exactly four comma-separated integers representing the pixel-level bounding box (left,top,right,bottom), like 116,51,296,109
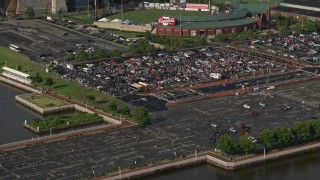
216,119,320,155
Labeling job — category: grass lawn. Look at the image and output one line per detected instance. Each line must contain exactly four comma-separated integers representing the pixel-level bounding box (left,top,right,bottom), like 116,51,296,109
0,46,134,120
21,94,68,108
107,10,210,24
59,13,94,24
28,112,102,130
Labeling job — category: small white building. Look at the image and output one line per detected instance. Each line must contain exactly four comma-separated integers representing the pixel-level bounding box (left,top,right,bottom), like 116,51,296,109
210,73,222,79
2,67,32,84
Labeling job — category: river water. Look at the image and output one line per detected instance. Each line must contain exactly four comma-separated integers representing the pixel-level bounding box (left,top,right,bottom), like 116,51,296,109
0,82,40,144
144,150,320,180
2,82,320,179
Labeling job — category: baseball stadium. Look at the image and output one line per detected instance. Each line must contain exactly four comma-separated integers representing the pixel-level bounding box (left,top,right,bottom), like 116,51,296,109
156,8,269,37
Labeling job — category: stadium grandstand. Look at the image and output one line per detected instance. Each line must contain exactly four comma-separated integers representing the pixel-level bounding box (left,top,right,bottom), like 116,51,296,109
1,0,67,16
157,7,269,37
271,0,320,20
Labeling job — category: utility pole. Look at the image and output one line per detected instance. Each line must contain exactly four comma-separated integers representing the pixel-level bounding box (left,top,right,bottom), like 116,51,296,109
88,0,90,20
95,0,97,21
180,8,182,36
121,0,123,21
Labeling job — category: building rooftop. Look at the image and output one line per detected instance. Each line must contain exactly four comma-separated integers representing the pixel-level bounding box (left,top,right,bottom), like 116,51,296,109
272,6,320,18
282,0,320,8
164,18,256,29
2,67,30,78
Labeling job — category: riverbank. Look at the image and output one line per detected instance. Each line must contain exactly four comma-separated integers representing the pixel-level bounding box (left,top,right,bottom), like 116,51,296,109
100,140,320,180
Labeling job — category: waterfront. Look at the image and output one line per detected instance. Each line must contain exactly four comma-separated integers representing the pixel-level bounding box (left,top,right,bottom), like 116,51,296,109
144,150,320,180
0,82,40,144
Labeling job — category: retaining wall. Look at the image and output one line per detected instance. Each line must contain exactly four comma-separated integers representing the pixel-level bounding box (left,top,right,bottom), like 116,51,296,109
93,21,152,33
15,95,74,115
0,76,41,93
74,104,121,125
103,141,320,179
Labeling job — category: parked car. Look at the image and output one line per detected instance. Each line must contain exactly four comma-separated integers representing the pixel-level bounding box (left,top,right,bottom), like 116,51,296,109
211,123,218,128
240,129,249,135
248,136,257,143
229,127,238,133
244,104,251,109
259,102,266,107
282,104,291,111
241,125,251,131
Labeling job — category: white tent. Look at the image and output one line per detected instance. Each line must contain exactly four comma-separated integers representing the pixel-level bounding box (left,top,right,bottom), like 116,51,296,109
98,17,109,22
110,18,122,23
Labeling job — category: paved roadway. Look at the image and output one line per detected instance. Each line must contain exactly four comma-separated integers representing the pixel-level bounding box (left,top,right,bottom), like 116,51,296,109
0,79,320,179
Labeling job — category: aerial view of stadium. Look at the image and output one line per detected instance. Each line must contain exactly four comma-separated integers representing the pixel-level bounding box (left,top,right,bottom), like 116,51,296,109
0,0,320,179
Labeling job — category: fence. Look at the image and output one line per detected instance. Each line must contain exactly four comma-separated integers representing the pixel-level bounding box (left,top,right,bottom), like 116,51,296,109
0,123,111,150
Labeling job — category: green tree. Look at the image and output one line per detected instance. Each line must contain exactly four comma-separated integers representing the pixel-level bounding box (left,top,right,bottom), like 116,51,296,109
214,33,228,42
120,106,130,116
108,101,117,111
292,122,311,142
272,127,293,145
238,134,256,155
44,77,54,86
228,32,238,41
78,50,88,61
111,49,122,57
309,120,320,137
216,134,236,154
293,23,303,33
94,49,108,59
86,95,95,101
133,106,150,125
258,129,274,149
66,53,75,61
266,29,275,37
33,72,43,83
25,7,35,18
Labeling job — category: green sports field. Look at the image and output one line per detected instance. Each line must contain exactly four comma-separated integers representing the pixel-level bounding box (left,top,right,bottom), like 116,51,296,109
107,0,282,24
107,10,210,24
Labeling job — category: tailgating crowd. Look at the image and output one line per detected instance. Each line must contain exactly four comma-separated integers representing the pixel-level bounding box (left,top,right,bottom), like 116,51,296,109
68,47,281,97
248,32,320,63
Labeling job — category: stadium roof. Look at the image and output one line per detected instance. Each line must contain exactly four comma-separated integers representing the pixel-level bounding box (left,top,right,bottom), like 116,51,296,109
166,18,256,29
272,6,320,18
173,8,250,22
2,67,30,78
282,0,320,8
238,3,268,14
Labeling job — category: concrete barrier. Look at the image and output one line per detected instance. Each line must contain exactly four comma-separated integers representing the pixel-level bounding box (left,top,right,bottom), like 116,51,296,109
15,95,74,115
93,21,153,33
0,76,41,93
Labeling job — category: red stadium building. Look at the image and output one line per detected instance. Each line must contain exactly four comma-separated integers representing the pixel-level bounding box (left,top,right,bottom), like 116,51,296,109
156,8,266,37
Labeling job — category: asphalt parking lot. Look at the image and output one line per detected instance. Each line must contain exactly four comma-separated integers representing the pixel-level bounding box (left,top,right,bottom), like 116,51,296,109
1,79,319,179
0,20,121,63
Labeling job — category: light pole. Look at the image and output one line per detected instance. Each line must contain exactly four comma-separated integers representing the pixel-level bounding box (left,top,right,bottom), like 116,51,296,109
121,0,123,21
180,8,182,36
263,148,266,159
88,0,90,20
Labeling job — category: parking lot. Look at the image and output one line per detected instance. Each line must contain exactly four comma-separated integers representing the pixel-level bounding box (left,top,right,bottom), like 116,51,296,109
236,32,320,64
0,19,126,63
1,79,319,179
65,46,285,98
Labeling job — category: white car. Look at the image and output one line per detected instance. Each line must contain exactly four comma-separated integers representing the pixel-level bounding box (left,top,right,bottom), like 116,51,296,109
211,123,218,128
259,102,266,107
248,136,257,143
244,104,251,109
229,127,238,133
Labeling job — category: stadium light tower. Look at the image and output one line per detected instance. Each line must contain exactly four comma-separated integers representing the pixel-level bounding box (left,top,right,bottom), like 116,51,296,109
121,0,123,20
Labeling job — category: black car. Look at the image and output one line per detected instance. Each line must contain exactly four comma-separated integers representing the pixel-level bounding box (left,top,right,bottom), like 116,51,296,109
241,125,251,131
282,105,291,111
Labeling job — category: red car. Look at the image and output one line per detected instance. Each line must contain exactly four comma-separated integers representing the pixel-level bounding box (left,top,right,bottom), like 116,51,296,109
240,129,249,135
